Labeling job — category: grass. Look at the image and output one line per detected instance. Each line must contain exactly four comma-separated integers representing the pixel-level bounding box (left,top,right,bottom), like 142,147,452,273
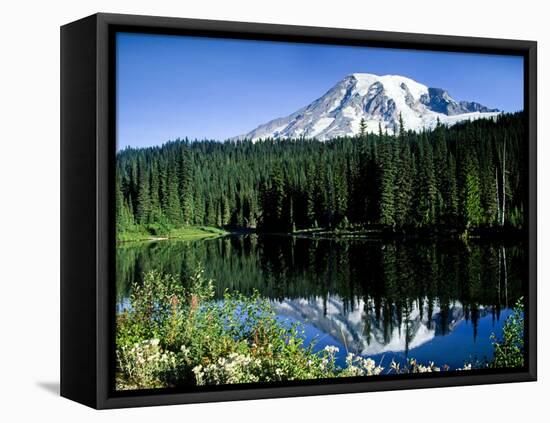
116,227,155,242
168,226,228,240
117,225,228,242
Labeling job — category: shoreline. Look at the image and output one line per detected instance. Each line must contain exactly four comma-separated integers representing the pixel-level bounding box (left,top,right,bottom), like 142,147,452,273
117,226,230,243
286,226,526,242
117,224,526,244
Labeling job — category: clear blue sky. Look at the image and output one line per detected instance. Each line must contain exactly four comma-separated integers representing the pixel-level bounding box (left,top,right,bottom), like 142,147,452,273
116,32,524,150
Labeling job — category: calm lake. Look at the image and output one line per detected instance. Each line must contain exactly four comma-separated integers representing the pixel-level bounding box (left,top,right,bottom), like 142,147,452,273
116,234,526,369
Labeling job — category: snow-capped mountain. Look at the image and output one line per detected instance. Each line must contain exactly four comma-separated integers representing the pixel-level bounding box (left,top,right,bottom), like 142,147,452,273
235,73,500,141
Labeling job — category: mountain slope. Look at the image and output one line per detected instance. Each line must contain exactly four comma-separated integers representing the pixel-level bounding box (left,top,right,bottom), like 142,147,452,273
235,73,500,141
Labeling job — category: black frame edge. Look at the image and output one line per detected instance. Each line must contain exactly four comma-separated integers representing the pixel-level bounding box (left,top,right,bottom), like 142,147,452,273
60,14,99,409
95,12,536,50
100,371,536,409
527,41,537,382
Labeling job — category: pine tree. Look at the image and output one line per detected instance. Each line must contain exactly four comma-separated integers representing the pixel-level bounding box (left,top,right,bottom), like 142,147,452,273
334,163,348,227
149,159,163,225
115,171,125,227
480,137,498,225
205,193,215,226
193,186,205,225
379,129,395,226
159,158,169,216
262,162,286,230
416,131,437,225
242,193,251,228
447,154,459,221
359,117,367,138
221,194,231,226
364,126,381,223
216,200,223,227
305,163,316,227
314,159,328,227
433,119,450,222
165,156,182,226
462,150,483,228
179,147,194,225
136,157,151,225
393,115,413,227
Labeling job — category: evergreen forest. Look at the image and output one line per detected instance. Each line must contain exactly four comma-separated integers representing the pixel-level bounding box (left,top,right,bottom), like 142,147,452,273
116,113,526,238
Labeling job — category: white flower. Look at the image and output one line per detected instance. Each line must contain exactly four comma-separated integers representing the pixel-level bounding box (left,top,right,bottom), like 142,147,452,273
324,345,339,354
364,358,375,369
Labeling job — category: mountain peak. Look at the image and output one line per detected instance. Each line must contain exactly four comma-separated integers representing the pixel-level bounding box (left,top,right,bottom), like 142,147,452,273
234,74,500,141
348,72,379,80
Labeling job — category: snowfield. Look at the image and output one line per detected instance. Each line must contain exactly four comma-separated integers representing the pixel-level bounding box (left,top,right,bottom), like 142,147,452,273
234,73,500,141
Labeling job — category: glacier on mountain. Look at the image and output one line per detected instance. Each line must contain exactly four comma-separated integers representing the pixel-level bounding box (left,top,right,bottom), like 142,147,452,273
235,73,500,141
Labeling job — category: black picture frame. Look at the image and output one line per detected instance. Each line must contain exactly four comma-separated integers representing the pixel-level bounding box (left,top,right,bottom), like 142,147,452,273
60,12,537,409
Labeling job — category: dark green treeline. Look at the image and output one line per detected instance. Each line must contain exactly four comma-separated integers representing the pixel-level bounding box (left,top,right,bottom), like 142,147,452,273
116,113,525,235
117,236,525,340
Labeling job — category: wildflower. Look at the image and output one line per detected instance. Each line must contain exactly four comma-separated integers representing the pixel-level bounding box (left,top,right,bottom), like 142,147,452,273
324,345,339,355
180,345,190,357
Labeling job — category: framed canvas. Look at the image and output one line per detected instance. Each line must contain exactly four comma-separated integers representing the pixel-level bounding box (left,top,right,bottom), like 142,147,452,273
60,13,537,409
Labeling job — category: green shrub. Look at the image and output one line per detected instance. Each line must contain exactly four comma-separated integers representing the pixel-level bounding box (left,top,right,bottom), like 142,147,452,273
490,298,525,368
116,268,341,389
116,268,519,390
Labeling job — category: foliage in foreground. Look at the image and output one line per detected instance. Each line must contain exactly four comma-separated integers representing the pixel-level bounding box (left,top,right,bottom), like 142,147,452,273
116,269,520,390
117,269,344,389
490,298,525,368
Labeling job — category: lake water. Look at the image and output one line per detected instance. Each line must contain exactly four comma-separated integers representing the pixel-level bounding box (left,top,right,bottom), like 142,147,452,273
116,234,526,369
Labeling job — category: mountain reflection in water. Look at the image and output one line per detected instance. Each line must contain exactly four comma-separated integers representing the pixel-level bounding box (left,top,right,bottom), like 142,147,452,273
272,296,511,368
117,234,525,369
